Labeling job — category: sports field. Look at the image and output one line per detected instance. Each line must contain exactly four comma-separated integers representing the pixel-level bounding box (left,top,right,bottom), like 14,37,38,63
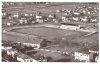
2,2,99,55
11,27,88,39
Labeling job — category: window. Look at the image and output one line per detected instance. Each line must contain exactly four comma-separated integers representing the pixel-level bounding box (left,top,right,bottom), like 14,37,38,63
30,59,33,62
24,60,26,62
27,59,29,62
80,53,82,56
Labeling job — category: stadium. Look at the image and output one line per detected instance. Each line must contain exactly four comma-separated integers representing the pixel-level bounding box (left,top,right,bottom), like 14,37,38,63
2,2,99,62
4,23,89,40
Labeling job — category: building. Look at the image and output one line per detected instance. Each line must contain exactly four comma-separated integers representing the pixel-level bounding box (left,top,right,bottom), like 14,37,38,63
36,15,43,23
89,46,99,62
72,17,80,21
80,16,90,22
17,53,37,62
74,47,99,62
48,14,56,22
62,11,85,22
71,13,85,22
2,12,7,16
8,15,14,19
23,43,40,48
74,48,90,62
60,25,80,30
2,12,9,19
13,13,20,19
19,19,28,24
7,22,12,26
21,39,43,49
62,15,80,22
89,49,99,54
2,46,12,50
48,17,54,22
95,56,99,62
6,48,18,56
32,50,71,62
31,53,48,62
49,14,55,18
72,12,81,15
7,21,16,26
90,16,98,23
36,15,42,18
19,19,24,24
24,13,29,16
2,49,17,62
62,15,69,22
3,48,18,61
90,18,98,23
13,14,19,18
60,23,80,30
89,46,99,53
56,10,62,13
29,13,34,17
53,19,59,23
42,16,48,22
36,18,43,23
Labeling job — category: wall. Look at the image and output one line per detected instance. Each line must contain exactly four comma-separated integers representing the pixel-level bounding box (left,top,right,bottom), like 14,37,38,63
75,52,89,62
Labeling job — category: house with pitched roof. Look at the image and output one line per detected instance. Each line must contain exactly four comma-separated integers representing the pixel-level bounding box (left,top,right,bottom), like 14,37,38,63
6,48,18,56
74,46,99,62
89,46,99,54
36,14,43,23
17,53,37,62
31,50,71,62
22,39,43,49
89,46,99,62
75,48,90,62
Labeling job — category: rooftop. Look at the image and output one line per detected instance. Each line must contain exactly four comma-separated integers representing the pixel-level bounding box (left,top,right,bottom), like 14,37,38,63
17,53,32,59
89,46,99,51
32,50,71,61
78,47,90,54
61,22,79,26
7,48,18,52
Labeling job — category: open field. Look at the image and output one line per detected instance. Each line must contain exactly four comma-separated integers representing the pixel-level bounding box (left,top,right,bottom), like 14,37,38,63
2,2,99,45
2,24,98,46
11,27,88,39
1,2,99,62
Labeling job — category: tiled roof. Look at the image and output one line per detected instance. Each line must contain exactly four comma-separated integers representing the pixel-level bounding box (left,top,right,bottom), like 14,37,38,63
90,46,99,51
78,48,90,54
7,48,18,52
17,53,32,59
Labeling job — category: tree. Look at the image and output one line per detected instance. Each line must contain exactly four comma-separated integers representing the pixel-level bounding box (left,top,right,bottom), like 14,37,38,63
40,39,47,48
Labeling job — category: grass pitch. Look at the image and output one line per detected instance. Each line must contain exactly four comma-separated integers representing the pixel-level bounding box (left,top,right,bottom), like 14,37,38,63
11,27,88,39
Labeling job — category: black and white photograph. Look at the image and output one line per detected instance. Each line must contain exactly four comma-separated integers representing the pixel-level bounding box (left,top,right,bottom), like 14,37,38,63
1,1,99,62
